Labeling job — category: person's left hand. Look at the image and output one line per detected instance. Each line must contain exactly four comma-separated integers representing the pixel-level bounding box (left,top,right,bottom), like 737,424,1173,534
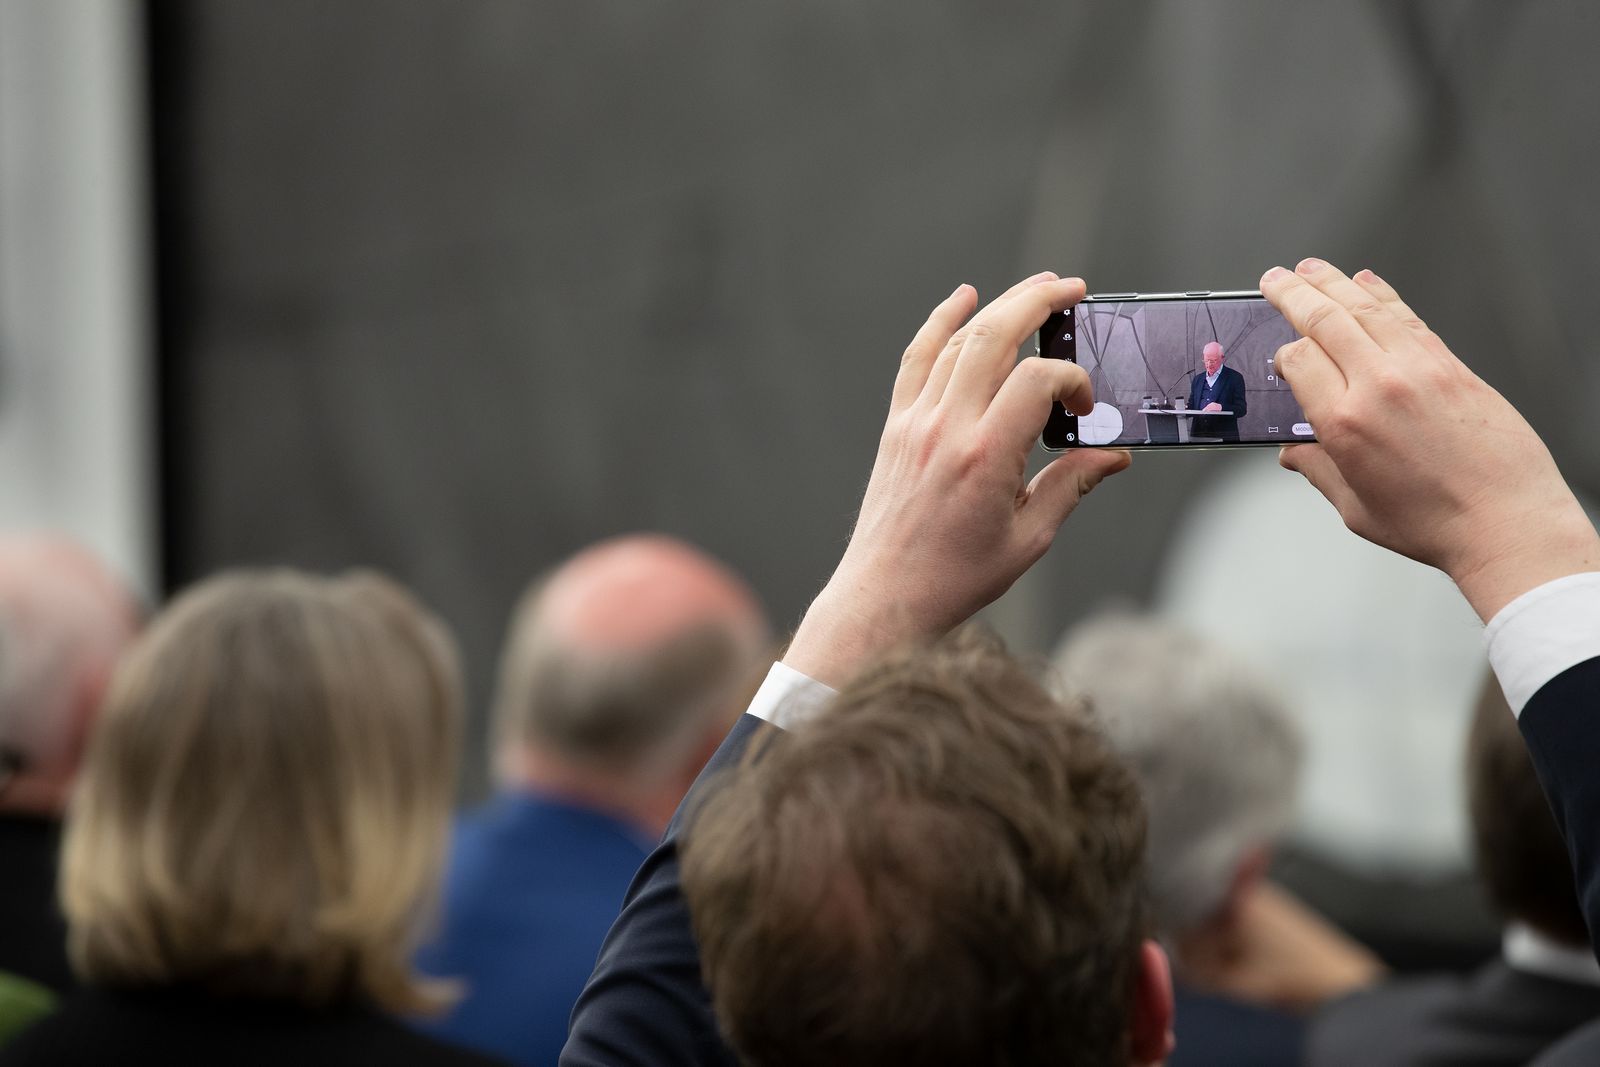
783,273,1130,688
1182,881,1384,1013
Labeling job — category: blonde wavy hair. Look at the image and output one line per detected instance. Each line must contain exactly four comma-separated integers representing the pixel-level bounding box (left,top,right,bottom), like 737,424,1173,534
61,569,461,1014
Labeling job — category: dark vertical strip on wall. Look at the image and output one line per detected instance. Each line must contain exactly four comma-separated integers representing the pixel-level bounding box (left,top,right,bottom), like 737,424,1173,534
143,0,196,593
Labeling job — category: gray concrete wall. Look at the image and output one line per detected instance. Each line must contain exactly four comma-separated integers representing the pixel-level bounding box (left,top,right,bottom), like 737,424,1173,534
155,1,1600,796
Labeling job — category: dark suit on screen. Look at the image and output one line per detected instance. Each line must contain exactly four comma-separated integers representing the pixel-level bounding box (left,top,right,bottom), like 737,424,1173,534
560,713,773,1067
1188,365,1247,441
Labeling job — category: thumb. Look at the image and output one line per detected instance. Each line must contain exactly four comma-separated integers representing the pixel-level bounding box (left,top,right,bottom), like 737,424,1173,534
1279,444,1358,519
1025,449,1132,533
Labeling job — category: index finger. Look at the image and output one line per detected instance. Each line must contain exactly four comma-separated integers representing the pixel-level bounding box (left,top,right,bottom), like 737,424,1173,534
943,277,1086,415
1261,264,1385,378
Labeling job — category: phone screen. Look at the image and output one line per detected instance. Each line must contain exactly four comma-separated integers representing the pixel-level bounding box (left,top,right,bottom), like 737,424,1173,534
1039,292,1313,450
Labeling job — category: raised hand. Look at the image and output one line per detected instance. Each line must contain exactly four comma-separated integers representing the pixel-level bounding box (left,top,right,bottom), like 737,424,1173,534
1263,258,1599,621
785,274,1130,686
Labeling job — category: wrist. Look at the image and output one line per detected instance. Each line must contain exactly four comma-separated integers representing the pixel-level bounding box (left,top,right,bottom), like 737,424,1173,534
1448,498,1600,623
782,573,924,689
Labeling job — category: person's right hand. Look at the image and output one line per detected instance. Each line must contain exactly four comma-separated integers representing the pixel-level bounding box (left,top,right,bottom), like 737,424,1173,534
1202,402,1223,413
783,274,1130,688
1263,258,1600,622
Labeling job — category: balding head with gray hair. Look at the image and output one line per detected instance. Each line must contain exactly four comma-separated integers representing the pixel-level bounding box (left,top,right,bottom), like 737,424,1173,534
493,536,770,831
0,535,140,816
1052,611,1302,936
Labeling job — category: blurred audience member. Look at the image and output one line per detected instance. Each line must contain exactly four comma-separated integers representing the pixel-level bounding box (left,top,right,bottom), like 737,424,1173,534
415,536,769,1067
1307,676,1600,1066
682,628,1173,1067
0,535,139,996
1054,612,1381,1067
0,570,508,1066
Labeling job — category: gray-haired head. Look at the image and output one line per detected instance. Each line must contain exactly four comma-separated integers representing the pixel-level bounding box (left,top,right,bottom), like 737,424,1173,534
493,535,770,787
1051,610,1302,935
0,534,141,815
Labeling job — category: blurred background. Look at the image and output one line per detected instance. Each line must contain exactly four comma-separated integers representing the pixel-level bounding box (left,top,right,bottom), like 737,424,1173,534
4,0,1598,968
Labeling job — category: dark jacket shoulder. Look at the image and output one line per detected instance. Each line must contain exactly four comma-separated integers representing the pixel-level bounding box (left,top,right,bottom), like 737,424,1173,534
561,712,778,1067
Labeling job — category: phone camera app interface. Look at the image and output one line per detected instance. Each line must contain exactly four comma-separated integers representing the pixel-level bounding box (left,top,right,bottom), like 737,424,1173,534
1063,298,1306,447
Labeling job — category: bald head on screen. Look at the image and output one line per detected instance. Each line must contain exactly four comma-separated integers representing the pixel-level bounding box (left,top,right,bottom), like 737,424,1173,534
493,535,771,836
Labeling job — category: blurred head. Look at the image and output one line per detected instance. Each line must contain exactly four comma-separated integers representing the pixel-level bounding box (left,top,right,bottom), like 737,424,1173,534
493,535,769,825
61,569,461,1013
682,629,1173,1067
1201,342,1225,375
1468,675,1587,947
0,534,141,816
1053,612,1302,937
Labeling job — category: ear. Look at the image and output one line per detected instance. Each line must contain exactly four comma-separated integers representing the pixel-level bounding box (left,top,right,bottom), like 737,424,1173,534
1129,939,1175,1066
1216,845,1273,931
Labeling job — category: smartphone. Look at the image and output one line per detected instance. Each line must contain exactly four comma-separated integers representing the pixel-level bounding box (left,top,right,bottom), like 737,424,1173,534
1039,290,1314,450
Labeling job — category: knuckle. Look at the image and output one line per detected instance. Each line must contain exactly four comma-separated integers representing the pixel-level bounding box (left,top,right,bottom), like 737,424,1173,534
1027,523,1056,560
1320,410,1357,440
1016,355,1057,387
1371,369,1411,402
1275,338,1309,374
907,414,948,466
1350,300,1387,322
955,437,992,479
1408,321,1439,346
1301,301,1340,334
966,322,1000,347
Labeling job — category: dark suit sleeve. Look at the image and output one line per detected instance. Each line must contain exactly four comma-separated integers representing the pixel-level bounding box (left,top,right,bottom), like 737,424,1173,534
1517,656,1600,960
1224,367,1247,417
1188,375,1203,411
559,714,773,1067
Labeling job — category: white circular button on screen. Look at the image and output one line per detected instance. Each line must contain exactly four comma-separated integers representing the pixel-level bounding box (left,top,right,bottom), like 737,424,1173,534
1077,402,1124,445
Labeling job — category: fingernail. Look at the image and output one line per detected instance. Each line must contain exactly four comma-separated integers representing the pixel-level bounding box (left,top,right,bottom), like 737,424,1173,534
949,283,969,299
1032,271,1059,284
1355,268,1382,284
1261,266,1288,285
1296,257,1326,275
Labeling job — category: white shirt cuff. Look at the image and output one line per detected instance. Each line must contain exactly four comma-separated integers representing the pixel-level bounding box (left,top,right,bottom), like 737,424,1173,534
745,661,837,731
1484,571,1600,717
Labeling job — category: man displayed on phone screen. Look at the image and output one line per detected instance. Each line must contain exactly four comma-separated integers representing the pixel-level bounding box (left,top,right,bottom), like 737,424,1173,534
1189,341,1247,442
